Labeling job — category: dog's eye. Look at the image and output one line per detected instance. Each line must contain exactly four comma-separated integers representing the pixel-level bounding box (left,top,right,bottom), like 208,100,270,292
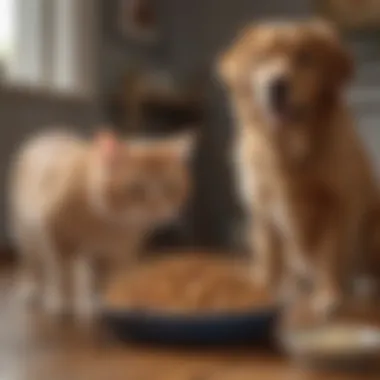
296,49,314,67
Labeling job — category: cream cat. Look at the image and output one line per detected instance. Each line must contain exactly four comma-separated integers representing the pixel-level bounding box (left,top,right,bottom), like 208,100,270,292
8,129,194,320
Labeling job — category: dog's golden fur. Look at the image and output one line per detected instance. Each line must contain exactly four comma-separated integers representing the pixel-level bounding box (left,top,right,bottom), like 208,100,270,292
218,20,380,315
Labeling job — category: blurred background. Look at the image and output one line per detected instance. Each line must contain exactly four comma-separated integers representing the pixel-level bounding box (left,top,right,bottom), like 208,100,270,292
1,2,380,379
0,0,380,257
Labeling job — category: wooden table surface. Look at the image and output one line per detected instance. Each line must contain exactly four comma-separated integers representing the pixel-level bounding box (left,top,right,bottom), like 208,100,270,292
0,269,379,380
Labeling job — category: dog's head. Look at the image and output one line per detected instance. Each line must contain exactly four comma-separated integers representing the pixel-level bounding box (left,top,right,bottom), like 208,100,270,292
218,20,352,128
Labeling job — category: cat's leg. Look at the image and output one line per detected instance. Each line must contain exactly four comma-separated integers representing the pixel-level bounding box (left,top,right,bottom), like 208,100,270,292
39,234,69,316
10,220,42,305
15,238,43,306
72,254,97,321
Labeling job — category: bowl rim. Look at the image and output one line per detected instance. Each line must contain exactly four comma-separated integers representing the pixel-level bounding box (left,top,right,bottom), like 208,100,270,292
281,323,380,358
101,303,281,322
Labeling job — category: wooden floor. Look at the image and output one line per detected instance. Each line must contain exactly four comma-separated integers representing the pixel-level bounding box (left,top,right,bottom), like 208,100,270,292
0,268,379,380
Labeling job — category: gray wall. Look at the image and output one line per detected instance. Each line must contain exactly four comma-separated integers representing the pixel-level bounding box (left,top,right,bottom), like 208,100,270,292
102,0,380,248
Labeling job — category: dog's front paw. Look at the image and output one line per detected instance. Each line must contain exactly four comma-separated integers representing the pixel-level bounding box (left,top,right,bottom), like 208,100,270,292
276,275,301,305
311,288,341,319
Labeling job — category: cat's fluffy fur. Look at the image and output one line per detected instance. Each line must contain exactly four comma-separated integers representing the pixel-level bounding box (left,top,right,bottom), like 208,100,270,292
8,129,194,319
218,20,380,316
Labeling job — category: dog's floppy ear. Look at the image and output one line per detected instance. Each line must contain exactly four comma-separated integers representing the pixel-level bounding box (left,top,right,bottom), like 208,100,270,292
216,26,256,87
310,19,353,87
217,48,238,86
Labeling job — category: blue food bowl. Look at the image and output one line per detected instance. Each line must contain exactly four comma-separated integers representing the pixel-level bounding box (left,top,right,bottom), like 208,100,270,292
101,306,280,346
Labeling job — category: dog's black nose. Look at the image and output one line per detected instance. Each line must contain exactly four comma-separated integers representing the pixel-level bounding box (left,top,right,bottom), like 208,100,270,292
270,77,289,112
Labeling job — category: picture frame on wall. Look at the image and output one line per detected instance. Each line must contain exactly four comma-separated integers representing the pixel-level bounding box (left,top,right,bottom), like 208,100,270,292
119,0,158,42
319,0,380,30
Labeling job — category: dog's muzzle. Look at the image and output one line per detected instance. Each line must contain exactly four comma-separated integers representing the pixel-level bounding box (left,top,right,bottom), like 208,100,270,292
269,76,290,117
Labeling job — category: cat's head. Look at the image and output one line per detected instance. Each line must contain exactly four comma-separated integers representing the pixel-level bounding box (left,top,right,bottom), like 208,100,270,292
88,130,195,226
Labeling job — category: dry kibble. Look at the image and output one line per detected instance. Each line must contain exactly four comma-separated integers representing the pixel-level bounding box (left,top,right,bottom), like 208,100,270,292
104,254,273,313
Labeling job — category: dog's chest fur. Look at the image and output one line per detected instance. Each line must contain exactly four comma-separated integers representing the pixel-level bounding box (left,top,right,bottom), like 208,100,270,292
234,131,282,217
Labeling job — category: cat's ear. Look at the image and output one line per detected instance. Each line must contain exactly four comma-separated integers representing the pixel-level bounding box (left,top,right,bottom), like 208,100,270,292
165,131,196,161
93,129,121,163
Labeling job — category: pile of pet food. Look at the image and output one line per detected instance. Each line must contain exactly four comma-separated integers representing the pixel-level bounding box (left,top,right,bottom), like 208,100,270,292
104,253,273,314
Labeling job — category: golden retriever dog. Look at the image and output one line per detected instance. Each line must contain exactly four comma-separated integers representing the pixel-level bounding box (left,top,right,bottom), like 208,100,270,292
218,20,380,316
